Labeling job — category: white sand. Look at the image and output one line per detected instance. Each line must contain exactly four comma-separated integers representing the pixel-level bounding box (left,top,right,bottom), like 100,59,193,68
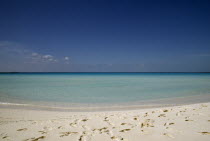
0,103,210,141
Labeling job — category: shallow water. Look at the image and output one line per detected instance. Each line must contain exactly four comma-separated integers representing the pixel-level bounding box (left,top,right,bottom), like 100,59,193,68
0,73,210,109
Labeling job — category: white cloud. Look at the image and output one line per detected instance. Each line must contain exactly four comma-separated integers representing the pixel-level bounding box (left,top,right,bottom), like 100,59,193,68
0,41,72,66
32,52,38,57
48,58,54,61
64,56,69,60
43,55,53,59
41,54,58,63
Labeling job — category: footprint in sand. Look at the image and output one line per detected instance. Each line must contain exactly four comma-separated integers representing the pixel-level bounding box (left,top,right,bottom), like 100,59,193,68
38,131,47,134
24,136,46,141
198,132,210,135
103,117,114,126
133,117,138,120
17,128,27,131
158,114,166,117
60,132,78,137
176,112,181,116
104,117,109,121
140,129,150,135
0,133,9,140
164,122,175,126
121,123,127,125
43,126,53,131
144,112,149,117
185,119,193,121
78,135,84,141
2,135,9,140
201,104,208,107
119,129,131,132
57,126,65,129
163,133,174,138
111,136,117,140
141,119,155,128
111,136,124,141
93,127,109,134
70,122,77,127
81,119,88,122
164,109,169,112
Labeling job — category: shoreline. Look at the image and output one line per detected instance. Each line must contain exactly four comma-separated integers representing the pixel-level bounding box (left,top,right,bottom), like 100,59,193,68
1,94,210,112
0,102,210,141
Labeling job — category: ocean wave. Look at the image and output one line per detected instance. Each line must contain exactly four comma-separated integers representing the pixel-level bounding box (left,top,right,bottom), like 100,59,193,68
0,102,29,106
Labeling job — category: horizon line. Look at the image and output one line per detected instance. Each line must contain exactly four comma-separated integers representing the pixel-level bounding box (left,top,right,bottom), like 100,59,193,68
0,72,210,73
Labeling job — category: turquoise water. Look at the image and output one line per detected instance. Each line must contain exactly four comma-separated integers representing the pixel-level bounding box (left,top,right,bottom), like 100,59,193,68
0,73,210,108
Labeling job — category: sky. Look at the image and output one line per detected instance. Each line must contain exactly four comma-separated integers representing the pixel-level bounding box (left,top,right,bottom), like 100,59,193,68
0,0,210,72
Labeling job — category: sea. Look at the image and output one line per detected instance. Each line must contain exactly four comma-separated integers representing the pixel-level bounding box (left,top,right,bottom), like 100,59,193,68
0,73,210,111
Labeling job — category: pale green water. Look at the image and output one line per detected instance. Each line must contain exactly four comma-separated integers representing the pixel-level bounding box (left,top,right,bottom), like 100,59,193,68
0,73,210,108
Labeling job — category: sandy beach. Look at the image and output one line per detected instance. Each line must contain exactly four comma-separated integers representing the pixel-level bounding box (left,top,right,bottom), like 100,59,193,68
0,103,210,141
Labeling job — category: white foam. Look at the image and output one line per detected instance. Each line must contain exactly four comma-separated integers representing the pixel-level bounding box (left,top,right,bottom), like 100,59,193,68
0,102,29,106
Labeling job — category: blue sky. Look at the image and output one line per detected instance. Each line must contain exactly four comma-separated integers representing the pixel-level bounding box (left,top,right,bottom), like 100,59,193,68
0,0,210,72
